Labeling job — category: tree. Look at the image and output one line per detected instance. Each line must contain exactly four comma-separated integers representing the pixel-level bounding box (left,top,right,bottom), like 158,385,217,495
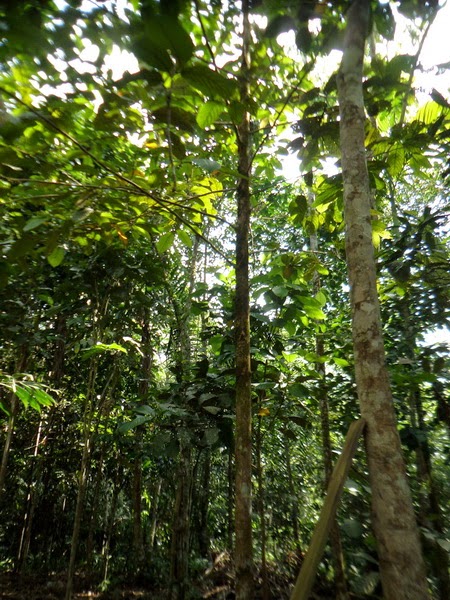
1,2,449,598
337,1,429,598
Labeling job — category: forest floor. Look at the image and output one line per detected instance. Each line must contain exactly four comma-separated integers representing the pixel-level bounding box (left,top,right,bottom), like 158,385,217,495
0,552,335,599
0,560,292,599
1,571,159,599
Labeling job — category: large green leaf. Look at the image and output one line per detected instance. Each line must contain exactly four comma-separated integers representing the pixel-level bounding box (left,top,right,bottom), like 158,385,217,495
47,246,66,267
81,343,128,360
0,375,55,414
156,231,175,253
196,101,225,129
152,106,196,132
132,15,194,71
182,65,238,99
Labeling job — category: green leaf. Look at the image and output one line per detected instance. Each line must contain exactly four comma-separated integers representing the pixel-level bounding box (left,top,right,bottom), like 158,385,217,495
156,231,175,253
386,144,405,176
81,342,128,360
135,405,155,416
342,518,364,539
202,427,219,446
182,65,237,99
333,357,350,367
177,229,193,248
47,246,65,267
117,415,152,433
0,376,55,413
133,15,194,71
152,107,196,132
273,285,288,298
196,101,224,129
415,101,445,126
282,351,299,363
132,37,173,72
228,101,245,124
289,383,308,398
303,305,326,320
192,158,222,173
265,15,296,38
203,405,221,415
289,194,308,225
430,88,450,109
23,217,47,231
315,290,327,306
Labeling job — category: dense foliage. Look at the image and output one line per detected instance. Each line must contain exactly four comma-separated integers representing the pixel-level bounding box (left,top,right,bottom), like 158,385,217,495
0,0,449,598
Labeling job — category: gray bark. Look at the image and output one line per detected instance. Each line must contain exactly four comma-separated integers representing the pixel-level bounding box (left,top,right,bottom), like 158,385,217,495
337,2,429,599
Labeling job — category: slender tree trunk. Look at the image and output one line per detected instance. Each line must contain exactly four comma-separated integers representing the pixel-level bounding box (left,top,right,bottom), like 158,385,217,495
197,449,211,558
337,2,429,599
284,439,301,556
400,300,449,599
316,337,348,600
84,365,118,571
309,206,348,600
16,417,45,572
149,477,162,549
234,1,253,598
256,414,269,600
0,395,19,502
132,313,152,572
169,441,193,600
102,462,122,584
227,443,234,552
413,387,450,600
132,434,145,571
17,314,66,571
169,238,198,599
0,348,28,503
85,448,105,570
65,358,98,600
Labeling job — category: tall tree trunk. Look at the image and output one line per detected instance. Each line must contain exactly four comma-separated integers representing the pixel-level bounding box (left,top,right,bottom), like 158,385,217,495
85,447,105,571
256,413,269,600
132,313,152,573
17,314,66,571
102,460,123,584
234,1,253,598
227,443,234,552
284,439,301,556
16,417,45,572
85,364,118,572
401,300,449,599
169,441,193,600
337,2,429,599
196,449,211,558
169,238,198,599
0,348,28,503
148,477,162,549
65,358,98,600
316,334,348,600
413,387,450,600
309,205,348,600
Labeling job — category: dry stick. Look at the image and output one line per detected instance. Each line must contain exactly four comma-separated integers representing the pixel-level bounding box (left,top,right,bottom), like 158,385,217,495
0,86,233,264
290,418,366,600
